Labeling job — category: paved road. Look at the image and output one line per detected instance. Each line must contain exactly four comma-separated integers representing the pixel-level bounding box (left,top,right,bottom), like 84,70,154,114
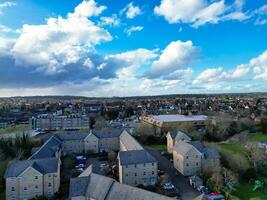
147,149,200,200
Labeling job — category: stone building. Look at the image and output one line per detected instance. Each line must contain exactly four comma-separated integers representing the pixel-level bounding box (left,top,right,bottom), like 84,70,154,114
166,131,191,153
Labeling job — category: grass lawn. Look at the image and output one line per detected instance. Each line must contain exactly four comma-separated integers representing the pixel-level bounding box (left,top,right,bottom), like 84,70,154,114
218,143,244,154
145,144,167,152
249,133,267,142
0,124,31,134
232,182,267,200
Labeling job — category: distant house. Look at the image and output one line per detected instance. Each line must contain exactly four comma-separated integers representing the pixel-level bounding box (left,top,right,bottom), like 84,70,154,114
4,158,60,200
166,131,191,153
69,165,170,200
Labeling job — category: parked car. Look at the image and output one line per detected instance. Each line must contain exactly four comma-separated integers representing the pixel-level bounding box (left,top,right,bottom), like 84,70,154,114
197,186,209,194
76,155,86,160
75,164,85,169
100,163,109,168
170,158,173,163
76,168,84,173
158,170,164,176
163,182,175,190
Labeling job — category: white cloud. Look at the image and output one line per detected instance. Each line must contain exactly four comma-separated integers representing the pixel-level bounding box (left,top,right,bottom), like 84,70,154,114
124,26,143,36
71,0,106,18
164,68,193,80
193,50,267,85
121,2,141,19
98,14,121,27
193,67,224,84
107,48,158,79
154,0,249,27
11,0,112,74
150,40,198,77
251,51,267,80
253,4,267,25
0,1,16,14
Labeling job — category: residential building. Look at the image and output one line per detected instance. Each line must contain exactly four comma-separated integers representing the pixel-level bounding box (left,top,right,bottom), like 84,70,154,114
69,165,170,200
166,131,191,153
4,158,60,200
118,150,157,186
172,137,220,176
31,114,89,131
173,141,203,176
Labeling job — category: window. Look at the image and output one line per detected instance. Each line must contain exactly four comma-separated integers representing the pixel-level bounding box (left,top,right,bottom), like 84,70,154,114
152,171,154,175
186,156,189,159
35,176,38,179
186,163,189,167
126,173,128,177
143,172,146,176
196,162,198,166
24,187,27,191
135,173,137,176
11,187,15,192
35,186,38,189
134,164,137,168
125,165,128,168
152,163,154,166
143,163,146,167
48,183,52,187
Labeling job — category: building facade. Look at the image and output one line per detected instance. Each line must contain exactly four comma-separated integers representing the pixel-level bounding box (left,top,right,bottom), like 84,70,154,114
140,114,208,131
166,131,191,154
5,158,60,200
31,114,89,131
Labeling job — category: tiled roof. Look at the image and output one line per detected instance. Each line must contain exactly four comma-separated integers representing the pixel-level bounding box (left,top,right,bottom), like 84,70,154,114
69,168,172,200
120,130,143,151
4,157,59,178
29,136,61,159
118,149,156,165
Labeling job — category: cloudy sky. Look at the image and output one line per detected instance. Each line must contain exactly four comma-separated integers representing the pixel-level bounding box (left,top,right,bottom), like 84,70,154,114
0,0,267,97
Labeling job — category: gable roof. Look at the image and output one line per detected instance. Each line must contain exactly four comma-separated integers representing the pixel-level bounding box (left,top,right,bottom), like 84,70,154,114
4,157,59,178
92,129,123,139
120,130,143,151
69,168,172,200
118,149,156,165
173,141,203,156
29,136,61,160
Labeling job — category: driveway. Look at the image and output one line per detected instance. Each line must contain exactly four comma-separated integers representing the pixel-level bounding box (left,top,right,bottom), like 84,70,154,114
147,149,200,200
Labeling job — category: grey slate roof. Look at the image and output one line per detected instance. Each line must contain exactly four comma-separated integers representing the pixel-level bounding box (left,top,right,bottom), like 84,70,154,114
173,141,203,156
189,141,205,153
118,149,156,165
120,130,143,151
4,157,59,178
29,136,61,159
92,129,123,138
54,132,89,141
169,131,191,141
69,169,172,200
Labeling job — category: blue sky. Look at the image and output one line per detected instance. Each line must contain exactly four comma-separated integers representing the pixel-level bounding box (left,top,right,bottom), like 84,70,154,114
0,0,267,97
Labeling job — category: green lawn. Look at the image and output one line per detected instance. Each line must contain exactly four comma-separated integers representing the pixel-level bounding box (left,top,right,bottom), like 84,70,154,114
249,133,267,142
232,182,267,200
218,143,244,154
145,144,167,152
0,124,31,134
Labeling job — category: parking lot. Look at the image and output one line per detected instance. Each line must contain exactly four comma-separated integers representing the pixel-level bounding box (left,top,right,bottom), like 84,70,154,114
147,149,200,200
